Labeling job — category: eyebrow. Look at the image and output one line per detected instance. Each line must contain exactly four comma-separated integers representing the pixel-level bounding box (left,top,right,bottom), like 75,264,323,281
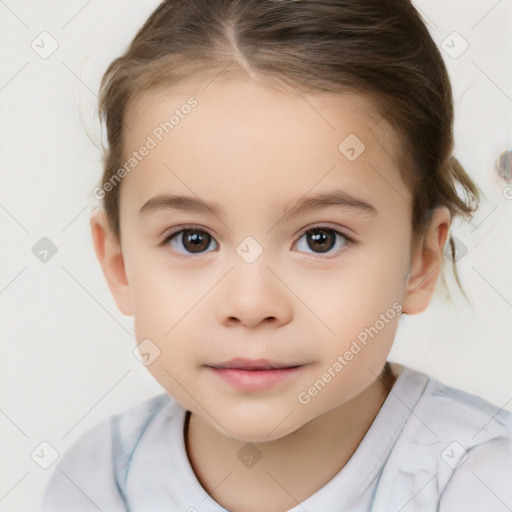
278,189,377,224
139,194,223,217
139,189,378,222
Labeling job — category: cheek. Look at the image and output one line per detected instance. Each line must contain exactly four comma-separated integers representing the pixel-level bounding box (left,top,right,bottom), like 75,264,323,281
127,251,207,364
130,283,200,408
286,239,408,386
125,245,202,330
291,245,408,331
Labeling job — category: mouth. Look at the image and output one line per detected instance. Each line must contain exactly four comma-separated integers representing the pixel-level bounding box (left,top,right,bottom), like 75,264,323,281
207,357,301,371
206,358,306,391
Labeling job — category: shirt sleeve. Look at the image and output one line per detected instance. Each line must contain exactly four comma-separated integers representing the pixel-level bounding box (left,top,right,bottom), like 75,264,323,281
40,418,127,512
438,436,512,512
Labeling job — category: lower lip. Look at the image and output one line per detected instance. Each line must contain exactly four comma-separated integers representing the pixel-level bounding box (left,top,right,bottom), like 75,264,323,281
208,366,303,391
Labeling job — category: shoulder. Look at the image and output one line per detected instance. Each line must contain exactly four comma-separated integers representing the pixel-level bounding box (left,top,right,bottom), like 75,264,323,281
417,372,512,440
41,393,174,512
372,367,512,512
378,366,512,510
417,373,512,509
409,366,512,467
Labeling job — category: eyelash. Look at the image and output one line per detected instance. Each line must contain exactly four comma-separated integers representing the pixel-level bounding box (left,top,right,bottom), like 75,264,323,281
160,224,355,259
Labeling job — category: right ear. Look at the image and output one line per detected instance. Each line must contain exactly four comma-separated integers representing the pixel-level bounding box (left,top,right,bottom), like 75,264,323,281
90,208,134,316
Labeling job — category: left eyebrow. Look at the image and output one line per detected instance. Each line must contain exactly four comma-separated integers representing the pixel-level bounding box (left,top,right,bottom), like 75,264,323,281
277,189,378,225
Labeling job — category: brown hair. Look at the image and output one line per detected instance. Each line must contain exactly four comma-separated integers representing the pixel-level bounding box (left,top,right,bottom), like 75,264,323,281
97,0,480,294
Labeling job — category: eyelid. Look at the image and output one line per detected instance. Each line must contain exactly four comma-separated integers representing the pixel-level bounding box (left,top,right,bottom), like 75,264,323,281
160,222,357,257
294,222,356,243
161,223,355,241
291,223,355,259
161,223,216,242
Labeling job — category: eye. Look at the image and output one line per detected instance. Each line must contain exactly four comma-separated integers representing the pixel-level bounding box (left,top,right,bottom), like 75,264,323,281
293,226,352,257
161,225,352,257
162,227,218,255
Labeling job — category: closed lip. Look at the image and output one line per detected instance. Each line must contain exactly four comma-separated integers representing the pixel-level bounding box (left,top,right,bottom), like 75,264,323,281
207,357,302,370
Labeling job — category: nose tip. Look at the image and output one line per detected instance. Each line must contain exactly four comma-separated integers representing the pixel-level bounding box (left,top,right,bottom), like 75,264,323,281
217,261,294,329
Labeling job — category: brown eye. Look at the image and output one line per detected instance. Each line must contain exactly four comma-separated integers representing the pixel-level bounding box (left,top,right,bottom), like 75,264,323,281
306,228,336,253
294,227,350,257
164,229,217,254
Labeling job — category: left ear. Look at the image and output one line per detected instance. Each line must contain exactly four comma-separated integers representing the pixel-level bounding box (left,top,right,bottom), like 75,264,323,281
402,206,451,315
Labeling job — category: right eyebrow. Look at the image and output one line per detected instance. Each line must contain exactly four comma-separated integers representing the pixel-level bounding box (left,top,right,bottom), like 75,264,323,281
139,194,222,217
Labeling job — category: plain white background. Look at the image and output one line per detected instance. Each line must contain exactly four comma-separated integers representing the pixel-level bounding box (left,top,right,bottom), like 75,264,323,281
0,0,511,509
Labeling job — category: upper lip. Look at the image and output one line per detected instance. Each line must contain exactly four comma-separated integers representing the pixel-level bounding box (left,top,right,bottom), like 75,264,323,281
208,358,301,370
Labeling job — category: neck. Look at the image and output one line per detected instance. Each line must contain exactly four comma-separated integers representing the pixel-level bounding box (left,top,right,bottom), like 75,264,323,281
184,362,398,512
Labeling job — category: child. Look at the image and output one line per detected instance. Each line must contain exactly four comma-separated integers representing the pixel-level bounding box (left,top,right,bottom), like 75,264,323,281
42,0,512,510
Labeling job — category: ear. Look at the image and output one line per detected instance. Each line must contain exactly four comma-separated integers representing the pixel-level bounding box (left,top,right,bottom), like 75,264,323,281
402,206,451,315
90,208,134,316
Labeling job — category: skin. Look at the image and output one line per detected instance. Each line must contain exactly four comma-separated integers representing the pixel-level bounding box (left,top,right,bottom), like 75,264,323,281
90,75,450,511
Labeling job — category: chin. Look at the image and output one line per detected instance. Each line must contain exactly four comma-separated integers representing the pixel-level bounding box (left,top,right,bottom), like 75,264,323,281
216,412,306,444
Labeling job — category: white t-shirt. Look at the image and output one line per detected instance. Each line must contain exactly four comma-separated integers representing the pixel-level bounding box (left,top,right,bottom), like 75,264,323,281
41,364,512,511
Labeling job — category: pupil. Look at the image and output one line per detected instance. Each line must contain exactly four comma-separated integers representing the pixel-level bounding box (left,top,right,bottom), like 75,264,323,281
180,229,335,254
185,230,209,252
308,229,334,253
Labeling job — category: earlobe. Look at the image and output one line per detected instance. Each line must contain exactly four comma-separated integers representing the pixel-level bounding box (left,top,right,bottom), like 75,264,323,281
90,208,134,316
402,207,450,315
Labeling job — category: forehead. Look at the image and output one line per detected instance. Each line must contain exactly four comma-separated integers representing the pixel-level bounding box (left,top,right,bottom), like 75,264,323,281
120,77,410,219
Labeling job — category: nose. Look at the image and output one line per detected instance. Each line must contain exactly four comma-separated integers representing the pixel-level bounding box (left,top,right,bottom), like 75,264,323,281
216,257,294,329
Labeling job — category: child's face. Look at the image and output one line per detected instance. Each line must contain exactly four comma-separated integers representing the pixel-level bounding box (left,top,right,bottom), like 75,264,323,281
93,77,448,442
